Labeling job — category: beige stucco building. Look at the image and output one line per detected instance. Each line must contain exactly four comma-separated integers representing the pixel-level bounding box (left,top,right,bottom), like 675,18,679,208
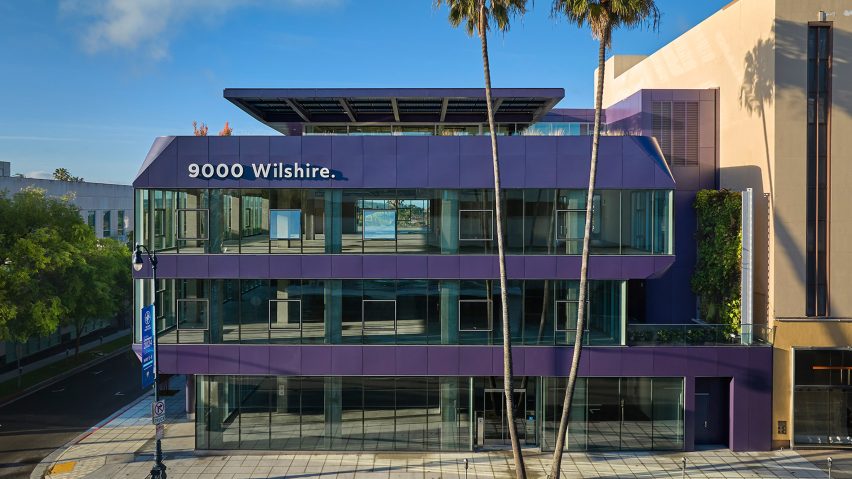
603,0,852,448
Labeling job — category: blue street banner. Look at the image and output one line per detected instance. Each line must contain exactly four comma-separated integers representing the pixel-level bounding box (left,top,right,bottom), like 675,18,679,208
141,304,155,389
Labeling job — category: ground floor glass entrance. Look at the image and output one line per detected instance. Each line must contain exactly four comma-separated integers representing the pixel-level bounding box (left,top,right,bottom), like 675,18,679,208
794,349,852,446
196,375,684,452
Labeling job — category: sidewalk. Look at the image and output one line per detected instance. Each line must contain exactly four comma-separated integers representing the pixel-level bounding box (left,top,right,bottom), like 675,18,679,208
35,388,831,479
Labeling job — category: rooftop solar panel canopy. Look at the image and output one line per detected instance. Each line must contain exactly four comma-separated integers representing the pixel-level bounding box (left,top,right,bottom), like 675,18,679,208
224,88,564,134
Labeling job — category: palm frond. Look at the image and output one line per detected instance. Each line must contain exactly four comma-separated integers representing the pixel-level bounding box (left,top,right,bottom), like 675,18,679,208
551,0,659,46
434,0,529,36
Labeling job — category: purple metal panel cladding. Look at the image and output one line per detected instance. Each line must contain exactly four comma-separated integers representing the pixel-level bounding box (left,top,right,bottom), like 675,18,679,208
133,254,675,280
155,344,772,451
132,135,675,190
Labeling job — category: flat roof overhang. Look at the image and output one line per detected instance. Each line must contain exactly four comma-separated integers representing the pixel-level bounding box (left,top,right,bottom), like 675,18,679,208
224,88,564,133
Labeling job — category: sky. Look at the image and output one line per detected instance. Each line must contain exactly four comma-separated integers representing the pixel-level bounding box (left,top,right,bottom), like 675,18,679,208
0,0,731,184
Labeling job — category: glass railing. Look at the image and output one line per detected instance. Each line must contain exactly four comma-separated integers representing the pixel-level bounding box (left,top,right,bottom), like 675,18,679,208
626,323,772,346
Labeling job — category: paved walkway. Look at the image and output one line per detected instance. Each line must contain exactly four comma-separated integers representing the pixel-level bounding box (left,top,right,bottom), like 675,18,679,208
34,382,833,479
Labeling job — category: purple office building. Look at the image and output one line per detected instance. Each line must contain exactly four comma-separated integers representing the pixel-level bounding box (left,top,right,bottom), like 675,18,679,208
132,88,771,453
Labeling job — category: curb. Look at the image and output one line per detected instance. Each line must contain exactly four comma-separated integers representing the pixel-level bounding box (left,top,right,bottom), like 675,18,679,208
29,390,151,479
0,344,131,409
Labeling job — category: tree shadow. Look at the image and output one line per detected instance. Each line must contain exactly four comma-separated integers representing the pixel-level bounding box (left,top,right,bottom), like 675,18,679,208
739,35,775,200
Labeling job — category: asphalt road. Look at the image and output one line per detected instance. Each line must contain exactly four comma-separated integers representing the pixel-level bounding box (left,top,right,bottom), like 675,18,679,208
0,350,142,479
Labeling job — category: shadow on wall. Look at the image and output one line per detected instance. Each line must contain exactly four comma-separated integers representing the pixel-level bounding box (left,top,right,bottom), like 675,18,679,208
739,34,775,199
736,21,852,321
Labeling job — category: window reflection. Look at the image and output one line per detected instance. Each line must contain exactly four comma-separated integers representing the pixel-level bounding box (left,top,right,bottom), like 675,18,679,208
144,278,623,346
136,188,673,255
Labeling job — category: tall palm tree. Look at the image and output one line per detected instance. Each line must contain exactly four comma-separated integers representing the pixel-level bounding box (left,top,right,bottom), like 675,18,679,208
549,1,659,477
434,1,528,477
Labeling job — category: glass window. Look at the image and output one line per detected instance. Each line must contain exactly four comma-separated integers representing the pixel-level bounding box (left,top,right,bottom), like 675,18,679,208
362,209,397,240
270,210,301,240
459,300,491,332
268,190,304,254
459,210,493,241
178,299,208,329
621,378,653,450
177,209,208,239
555,300,588,332
117,210,125,237
209,189,240,254
363,300,396,331
652,378,684,450
586,378,621,450
87,210,96,230
100,210,110,237
269,299,301,330
240,190,269,253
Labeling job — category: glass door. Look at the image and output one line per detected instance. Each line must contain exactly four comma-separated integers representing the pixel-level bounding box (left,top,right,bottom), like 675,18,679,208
481,388,526,447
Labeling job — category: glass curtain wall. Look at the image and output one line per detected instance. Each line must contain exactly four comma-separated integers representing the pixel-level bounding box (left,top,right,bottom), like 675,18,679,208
136,189,673,256
197,376,471,451
541,377,684,451
142,279,622,346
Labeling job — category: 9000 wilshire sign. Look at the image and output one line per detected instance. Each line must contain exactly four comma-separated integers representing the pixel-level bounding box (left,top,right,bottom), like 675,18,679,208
188,162,336,180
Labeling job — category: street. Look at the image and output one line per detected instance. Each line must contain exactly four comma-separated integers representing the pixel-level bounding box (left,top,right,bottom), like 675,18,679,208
0,350,142,479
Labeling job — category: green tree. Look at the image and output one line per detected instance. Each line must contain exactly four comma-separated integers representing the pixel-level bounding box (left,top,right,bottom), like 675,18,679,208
434,1,528,476
52,168,84,182
62,235,131,354
0,189,82,378
549,1,659,475
0,188,131,374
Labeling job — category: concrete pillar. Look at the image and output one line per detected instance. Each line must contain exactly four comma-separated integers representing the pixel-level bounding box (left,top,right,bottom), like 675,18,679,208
208,190,224,254
185,374,196,419
440,281,459,344
324,190,342,253
324,376,342,449
325,280,342,344
440,377,460,450
440,190,459,254
276,377,289,413
209,279,225,343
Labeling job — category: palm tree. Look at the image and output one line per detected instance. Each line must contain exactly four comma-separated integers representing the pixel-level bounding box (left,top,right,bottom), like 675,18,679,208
433,1,528,477
548,1,659,476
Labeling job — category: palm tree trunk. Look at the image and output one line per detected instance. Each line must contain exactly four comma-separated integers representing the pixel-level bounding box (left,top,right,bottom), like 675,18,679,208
478,2,525,477
549,32,608,479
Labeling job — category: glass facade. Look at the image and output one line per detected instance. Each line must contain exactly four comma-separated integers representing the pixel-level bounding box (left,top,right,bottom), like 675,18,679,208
541,377,684,451
303,122,598,137
195,375,684,452
136,278,624,346
135,188,673,256
794,349,852,446
196,376,472,451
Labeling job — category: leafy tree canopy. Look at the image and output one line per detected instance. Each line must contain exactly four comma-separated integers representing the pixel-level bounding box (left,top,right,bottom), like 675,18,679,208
0,188,131,352
52,167,84,182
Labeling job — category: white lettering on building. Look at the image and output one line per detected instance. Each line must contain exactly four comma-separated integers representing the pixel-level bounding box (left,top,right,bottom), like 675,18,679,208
188,162,335,180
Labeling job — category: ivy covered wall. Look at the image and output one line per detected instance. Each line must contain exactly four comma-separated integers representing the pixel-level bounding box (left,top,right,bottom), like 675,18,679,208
692,189,742,328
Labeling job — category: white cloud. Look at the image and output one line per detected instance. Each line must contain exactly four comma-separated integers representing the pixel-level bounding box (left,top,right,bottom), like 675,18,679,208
24,170,55,180
59,0,342,60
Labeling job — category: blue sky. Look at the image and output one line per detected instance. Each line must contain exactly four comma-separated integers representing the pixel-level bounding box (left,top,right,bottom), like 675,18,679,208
0,0,730,184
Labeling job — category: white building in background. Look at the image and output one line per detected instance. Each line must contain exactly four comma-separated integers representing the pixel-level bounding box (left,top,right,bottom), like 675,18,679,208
0,161,133,242
0,161,134,366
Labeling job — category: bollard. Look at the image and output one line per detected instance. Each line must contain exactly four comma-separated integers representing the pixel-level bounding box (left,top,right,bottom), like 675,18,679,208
828,457,832,479
464,458,469,479
682,457,687,478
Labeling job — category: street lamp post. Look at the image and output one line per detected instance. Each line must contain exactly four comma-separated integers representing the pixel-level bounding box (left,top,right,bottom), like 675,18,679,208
133,243,166,479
